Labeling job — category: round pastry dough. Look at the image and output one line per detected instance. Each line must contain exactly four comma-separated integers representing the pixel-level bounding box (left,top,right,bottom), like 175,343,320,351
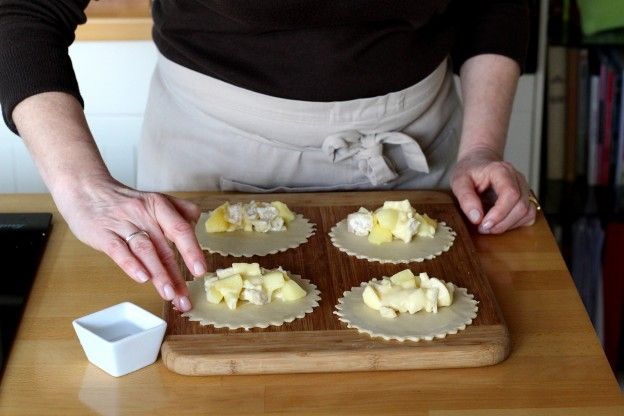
329,219,456,263
334,279,478,342
195,212,315,257
181,271,321,330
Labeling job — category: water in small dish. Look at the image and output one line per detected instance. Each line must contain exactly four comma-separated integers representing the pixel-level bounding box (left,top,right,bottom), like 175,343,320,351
94,320,145,342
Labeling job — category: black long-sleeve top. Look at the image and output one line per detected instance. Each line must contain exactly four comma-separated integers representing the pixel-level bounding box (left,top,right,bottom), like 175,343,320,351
0,0,529,134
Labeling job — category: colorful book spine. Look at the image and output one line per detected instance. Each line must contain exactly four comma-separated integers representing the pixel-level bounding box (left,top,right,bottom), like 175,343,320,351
588,75,600,186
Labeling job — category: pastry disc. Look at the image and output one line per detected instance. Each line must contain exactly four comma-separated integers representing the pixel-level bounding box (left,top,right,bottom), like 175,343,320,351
329,220,455,263
196,212,315,257
181,270,321,330
334,279,478,342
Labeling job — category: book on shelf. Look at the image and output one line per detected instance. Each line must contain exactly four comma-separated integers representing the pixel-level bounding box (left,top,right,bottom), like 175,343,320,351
612,49,624,188
588,73,600,186
565,48,579,182
547,45,567,181
548,46,624,189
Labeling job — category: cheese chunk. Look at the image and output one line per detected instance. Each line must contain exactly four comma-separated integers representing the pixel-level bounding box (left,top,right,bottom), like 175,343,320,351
205,200,294,233
271,201,295,223
345,200,437,244
361,269,455,318
347,209,373,236
204,263,306,309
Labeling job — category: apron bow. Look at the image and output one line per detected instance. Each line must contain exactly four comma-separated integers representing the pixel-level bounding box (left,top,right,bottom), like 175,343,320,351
321,130,429,185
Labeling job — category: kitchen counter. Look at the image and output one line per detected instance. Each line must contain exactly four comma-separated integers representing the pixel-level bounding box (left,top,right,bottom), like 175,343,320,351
0,193,622,415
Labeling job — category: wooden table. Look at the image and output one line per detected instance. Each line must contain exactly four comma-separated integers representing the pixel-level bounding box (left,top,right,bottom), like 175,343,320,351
0,193,622,415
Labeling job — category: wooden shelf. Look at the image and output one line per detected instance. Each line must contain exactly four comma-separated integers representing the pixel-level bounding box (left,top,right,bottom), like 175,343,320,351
77,0,151,41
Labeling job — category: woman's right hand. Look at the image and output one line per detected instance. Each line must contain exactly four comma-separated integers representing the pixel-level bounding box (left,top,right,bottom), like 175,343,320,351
53,173,207,312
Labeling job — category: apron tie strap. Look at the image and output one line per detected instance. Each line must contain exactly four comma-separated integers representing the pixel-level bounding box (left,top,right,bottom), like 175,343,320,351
321,130,429,185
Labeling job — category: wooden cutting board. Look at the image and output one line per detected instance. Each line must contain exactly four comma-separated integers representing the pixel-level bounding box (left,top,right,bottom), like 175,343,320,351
161,191,509,375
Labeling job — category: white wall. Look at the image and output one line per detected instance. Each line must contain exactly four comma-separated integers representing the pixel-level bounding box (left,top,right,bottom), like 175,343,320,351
0,41,157,193
0,40,541,193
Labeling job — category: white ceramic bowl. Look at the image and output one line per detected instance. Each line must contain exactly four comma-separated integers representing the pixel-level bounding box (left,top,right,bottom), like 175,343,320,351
73,302,167,377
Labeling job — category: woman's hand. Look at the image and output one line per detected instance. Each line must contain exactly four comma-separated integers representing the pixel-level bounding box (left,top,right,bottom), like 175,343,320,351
55,174,207,312
453,54,537,233
451,147,536,234
13,92,206,312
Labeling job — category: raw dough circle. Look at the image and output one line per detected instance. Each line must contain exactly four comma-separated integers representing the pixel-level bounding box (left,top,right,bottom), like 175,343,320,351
196,212,315,257
181,270,321,330
329,219,456,263
334,279,478,342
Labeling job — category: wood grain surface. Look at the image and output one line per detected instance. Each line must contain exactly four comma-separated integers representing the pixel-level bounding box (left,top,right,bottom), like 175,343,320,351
78,0,152,40
0,193,622,415
162,191,509,375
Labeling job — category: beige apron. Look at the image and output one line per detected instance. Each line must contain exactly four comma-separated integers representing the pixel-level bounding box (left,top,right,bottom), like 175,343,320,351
137,53,462,192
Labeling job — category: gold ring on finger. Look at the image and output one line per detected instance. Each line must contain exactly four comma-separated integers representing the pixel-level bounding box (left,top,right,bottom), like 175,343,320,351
528,191,541,211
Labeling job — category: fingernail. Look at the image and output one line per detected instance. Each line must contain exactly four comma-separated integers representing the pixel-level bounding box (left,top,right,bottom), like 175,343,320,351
179,296,191,312
136,271,149,283
468,209,481,223
480,221,493,233
163,284,175,301
193,261,206,276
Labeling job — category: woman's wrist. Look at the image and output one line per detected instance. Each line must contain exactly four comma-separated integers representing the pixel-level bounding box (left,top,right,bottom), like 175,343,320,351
456,140,503,163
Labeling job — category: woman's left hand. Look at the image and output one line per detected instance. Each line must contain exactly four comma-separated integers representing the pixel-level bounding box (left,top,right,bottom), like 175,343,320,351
451,147,537,234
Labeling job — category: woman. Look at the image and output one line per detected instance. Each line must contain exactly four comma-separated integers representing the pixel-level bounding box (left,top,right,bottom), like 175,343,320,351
0,0,537,312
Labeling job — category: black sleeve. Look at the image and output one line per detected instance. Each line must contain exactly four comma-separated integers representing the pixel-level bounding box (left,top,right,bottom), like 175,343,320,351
451,0,530,72
0,0,89,135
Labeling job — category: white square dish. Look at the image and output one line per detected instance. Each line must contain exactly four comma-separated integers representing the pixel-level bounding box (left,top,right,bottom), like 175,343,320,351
73,302,167,377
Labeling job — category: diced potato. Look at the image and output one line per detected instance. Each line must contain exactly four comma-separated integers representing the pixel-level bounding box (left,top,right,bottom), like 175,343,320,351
382,200,413,213
406,288,427,314
422,277,453,307
216,267,237,278
390,269,415,285
243,275,263,287
362,285,382,310
368,222,393,245
374,208,399,230
214,274,243,297
205,286,224,304
271,201,295,223
416,272,430,287
280,279,306,301
262,271,286,297
223,292,240,310
415,213,437,237
391,212,417,243
380,286,411,313
379,306,397,319
232,263,261,277
205,203,230,233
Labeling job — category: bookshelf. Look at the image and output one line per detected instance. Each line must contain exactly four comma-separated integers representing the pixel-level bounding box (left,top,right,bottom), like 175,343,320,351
542,0,624,385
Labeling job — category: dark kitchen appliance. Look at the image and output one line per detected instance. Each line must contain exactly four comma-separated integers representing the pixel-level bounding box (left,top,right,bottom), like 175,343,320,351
0,213,52,379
